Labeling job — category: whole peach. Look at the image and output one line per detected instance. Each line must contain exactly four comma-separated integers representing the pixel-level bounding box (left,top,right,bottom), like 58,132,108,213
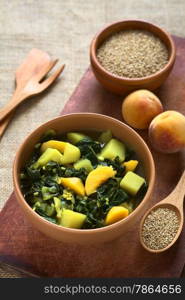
122,89,163,129
149,111,185,153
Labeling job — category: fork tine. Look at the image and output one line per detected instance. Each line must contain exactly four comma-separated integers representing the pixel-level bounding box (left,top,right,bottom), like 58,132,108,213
36,59,59,82
38,64,65,92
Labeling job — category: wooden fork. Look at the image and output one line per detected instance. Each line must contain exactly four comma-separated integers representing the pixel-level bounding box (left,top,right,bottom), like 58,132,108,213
0,48,65,139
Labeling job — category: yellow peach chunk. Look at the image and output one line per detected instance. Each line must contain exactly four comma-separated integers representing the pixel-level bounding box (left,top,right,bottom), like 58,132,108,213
123,160,138,172
59,177,85,196
41,140,66,153
85,166,116,196
105,206,129,225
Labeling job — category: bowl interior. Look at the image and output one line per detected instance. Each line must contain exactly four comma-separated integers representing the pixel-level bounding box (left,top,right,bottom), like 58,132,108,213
14,113,155,231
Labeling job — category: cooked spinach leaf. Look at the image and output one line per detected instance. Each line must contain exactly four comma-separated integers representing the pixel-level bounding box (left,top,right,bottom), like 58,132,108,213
43,161,64,177
73,178,129,229
26,167,41,181
35,206,57,224
63,167,87,182
76,138,102,166
40,129,57,143
124,147,135,161
97,178,129,208
76,138,101,153
132,182,148,209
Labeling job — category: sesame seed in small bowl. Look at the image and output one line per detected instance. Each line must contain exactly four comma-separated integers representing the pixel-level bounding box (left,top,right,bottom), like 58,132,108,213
90,20,176,95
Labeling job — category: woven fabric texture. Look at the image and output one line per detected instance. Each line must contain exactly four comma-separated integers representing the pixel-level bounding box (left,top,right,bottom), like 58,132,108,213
0,0,185,210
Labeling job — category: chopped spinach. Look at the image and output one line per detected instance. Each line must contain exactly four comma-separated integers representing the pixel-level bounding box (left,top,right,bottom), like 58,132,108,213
26,167,41,181
63,167,87,182
132,182,148,209
35,206,57,224
76,138,102,166
73,179,129,229
43,161,64,177
76,138,101,153
40,129,57,143
124,147,135,161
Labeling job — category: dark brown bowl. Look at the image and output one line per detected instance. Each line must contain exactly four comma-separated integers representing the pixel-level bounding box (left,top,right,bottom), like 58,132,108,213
90,19,176,95
13,113,155,245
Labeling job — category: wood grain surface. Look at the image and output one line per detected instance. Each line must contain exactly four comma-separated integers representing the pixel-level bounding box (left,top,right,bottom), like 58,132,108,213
0,36,184,278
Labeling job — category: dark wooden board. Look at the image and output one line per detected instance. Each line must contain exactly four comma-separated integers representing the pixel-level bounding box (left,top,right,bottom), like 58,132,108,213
0,36,185,278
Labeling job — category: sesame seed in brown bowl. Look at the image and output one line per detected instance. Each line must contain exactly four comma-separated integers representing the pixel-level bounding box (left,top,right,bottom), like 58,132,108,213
90,19,176,95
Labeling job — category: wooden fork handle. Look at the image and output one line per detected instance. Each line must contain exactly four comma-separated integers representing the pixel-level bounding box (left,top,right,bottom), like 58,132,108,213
0,91,27,122
0,112,14,140
0,89,27,138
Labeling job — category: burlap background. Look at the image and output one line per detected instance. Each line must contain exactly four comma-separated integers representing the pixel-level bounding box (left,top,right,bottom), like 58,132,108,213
0,0,185,210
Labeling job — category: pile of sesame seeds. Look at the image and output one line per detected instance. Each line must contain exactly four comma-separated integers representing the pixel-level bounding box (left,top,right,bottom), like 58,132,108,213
141,207,179,250
97,29,169,78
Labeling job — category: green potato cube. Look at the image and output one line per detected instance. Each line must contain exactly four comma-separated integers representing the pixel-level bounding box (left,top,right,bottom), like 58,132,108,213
35,148,63,167
120,171,145,196
59,209,87,229
67,132,88,144
98,130,112,144
74,158,93,173
99,138,126,162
